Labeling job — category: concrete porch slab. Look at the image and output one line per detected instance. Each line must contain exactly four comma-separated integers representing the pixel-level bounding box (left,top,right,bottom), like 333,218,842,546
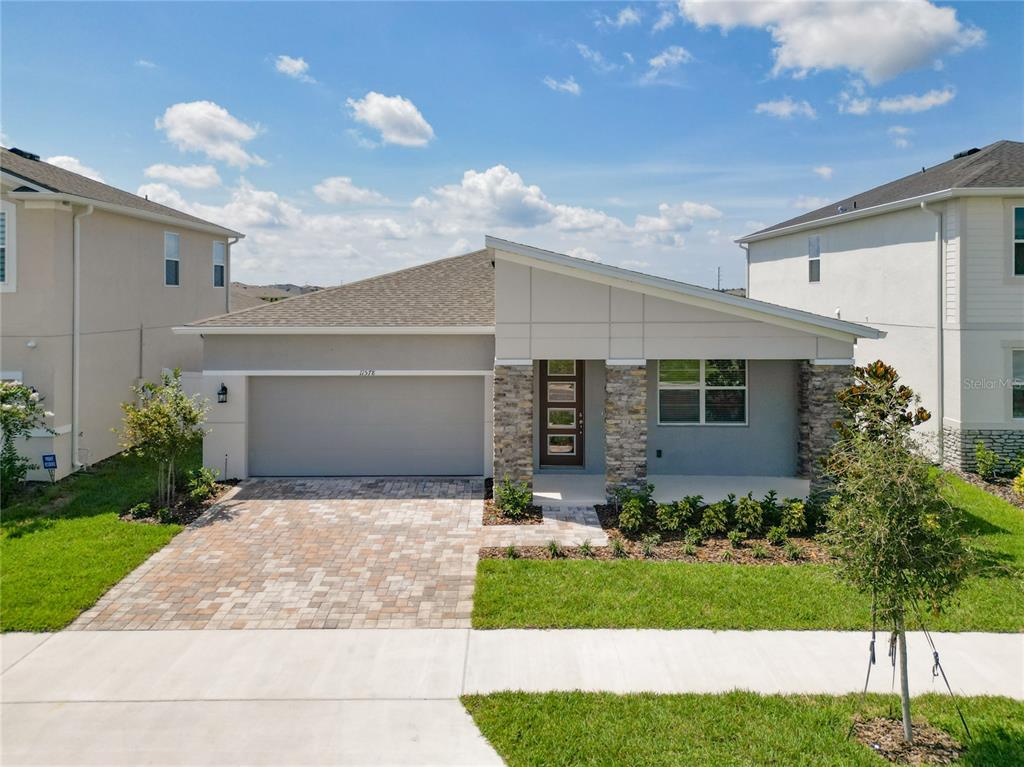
534,473,811,505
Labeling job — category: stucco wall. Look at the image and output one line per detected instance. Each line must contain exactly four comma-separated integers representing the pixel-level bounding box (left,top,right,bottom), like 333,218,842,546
646,359,799,476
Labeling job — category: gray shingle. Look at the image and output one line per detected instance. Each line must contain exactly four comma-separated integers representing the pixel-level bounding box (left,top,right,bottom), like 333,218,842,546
192,250,494,327
1,147,241,235
749,140,1024,237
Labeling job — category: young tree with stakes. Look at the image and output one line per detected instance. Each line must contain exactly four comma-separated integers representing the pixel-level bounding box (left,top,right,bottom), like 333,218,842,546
822,361,972,744
118,370,208,509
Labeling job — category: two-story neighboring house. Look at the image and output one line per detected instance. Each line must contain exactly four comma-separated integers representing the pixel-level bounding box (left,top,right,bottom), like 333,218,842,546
741,140,1024,470
1,147,243,480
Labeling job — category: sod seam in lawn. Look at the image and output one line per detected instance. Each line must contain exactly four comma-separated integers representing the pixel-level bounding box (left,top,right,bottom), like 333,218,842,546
472,474,1024,632
0,450,197,632
462,692,1024,767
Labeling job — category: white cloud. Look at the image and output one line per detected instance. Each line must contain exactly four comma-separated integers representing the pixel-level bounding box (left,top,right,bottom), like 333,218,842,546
568,246,601,262
634,201,723,247
754,97,816,119
543,75,582,95
313,176,387,205
878,87,955,113
155,101,264,168
813,165,833,180
653,4,677,32
623,52,635,65
576,43,621,73
596,6,642,29
679,0,985,83
447,237,471,256
346,92,435,148
642,45,693,84
144,163,221,189
275,54,315,83
135,59,157,69
620,258,650,269
792,195,830,210
888,125,913,149
44,156,105,182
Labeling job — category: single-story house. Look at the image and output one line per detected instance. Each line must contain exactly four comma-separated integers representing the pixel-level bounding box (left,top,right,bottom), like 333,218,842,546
175,237,883,502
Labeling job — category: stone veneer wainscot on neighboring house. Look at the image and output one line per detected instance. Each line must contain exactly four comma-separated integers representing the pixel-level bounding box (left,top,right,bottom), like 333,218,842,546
492,364,534,489
942,428,1024,472
604,363,648,498
797,361,852,492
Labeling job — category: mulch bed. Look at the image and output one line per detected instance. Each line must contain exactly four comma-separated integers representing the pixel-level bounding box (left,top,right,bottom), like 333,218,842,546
852,717,962,765
119,482,235,526
483,499,543,526
948,468,1023,509
480,535,826,563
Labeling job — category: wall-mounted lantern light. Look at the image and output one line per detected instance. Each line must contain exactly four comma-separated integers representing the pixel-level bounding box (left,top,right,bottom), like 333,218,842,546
217,383,228,404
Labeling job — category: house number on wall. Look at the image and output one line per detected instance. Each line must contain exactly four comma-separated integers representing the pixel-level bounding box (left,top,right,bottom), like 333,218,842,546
358,369,376,376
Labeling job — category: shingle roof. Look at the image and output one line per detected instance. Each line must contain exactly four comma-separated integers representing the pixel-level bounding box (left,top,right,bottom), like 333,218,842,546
191,250,495,328
1,147,241,235
748,140,1024,238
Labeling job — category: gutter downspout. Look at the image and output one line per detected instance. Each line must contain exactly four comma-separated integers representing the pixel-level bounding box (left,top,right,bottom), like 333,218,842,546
226,236,240,313
72,204,94,469
921,201,944,467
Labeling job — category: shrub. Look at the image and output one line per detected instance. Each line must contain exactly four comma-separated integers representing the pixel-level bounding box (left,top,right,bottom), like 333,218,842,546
679,495,704,526
655,503,685,533
784,541,802,561
751,543,770,560
579,539,594,558
766,525,788,546
1,380,55,498
618,498,646,535
1014,468,1024,501
612,483,654,510
504,544,520,559
1010,452,1024,476
127,502,153,519
727,530,747,548
975,441,1002,480
700,502,728,536
804,494,829,533
640,533,661,558
734,493,764,535
156,507,175,524
780,498,807,535
546,539,564,559
495,476,532,518
187,466,220,504
721,549,734,562
610,537,628,558
760,489,782,528
682,543,697,556
683,527,705,546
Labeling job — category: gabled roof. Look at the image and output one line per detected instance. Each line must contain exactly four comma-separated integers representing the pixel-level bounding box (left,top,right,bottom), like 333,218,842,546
1,147,242,237
186,250,494,330
486,236,883,341
741,139,1024,241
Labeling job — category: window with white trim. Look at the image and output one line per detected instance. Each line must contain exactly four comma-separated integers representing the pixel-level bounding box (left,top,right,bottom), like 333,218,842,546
164,232,180,286
1014,207,1024,277
658,360,747,425
1013,349,1024,420
808,235,821,282
0,199,16,291
212,241,226,287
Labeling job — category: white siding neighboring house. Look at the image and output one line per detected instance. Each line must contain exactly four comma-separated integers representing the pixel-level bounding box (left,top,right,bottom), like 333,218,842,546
741,140,1024,469
1,147,243,480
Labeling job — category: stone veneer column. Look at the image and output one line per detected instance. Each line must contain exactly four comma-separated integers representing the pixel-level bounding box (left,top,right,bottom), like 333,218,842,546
605,363,648,499
492,364,534,489
797,361,852,493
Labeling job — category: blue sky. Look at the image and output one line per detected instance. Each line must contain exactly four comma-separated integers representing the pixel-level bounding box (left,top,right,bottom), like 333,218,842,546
3,1,1021,287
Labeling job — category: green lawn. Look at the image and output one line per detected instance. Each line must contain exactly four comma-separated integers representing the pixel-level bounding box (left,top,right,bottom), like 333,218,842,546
0,450,196,632
473,475,1024,632
463,692,1023,767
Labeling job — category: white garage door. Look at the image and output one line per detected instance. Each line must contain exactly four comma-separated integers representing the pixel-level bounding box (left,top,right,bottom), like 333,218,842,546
248,376,485,476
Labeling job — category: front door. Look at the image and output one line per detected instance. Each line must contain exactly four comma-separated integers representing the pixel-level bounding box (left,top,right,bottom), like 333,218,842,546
539,360,585,467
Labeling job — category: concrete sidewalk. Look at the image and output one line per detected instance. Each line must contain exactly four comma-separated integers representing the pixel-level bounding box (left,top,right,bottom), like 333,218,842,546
3,628,1021,765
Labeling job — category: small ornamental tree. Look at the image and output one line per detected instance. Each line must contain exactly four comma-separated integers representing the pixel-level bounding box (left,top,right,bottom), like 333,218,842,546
118,370,208,508
823,361,971,744
1,381,55,499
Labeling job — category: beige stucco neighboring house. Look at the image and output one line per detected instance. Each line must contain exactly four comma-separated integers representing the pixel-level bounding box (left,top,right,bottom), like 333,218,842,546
741,140,1024,470
1,147,243,480
177,238,882,501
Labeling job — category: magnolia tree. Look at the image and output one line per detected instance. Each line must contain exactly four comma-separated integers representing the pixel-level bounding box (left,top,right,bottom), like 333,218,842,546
119,370,208,508
823,361,972,744
1,381,54,498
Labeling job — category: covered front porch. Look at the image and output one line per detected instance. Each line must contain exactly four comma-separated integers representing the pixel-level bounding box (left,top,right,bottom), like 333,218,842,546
533,473,811,507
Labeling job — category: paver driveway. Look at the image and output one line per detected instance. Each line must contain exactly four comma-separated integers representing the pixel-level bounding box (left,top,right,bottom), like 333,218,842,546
72,478,604,631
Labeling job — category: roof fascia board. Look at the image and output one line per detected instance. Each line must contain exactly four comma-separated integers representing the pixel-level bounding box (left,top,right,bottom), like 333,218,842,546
174,325,496,335
487,238,880,342
5,190,243,238
739,186,1024,244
